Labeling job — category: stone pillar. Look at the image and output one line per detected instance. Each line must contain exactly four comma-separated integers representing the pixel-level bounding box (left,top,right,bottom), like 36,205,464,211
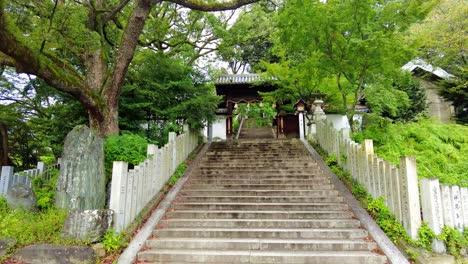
363,140,373,192
313,99,326,121
420,178,445,253
461,188,468,228
298,112,305,140
399,157,422,239
37,162,46,174
169,132,177,173
109,161,129,232
147,144,158,197
207,121,213,143
0,166,14,196
441,185,454,227
451,186,463,231
391,166,403,223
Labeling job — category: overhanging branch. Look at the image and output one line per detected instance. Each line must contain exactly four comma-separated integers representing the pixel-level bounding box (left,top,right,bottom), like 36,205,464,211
167,0,259,11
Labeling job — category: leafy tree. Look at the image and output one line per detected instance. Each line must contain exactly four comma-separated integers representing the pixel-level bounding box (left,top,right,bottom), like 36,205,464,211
409,0,467,123
120,51,220,144
410,0,467,76
0,71,86,169
270,0,435,129
364,70,426,121
217,4,279,73
0,0,258,138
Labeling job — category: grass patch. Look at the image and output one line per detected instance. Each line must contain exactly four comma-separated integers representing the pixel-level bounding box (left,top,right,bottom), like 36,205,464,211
353,118,468,187
312,141,468,260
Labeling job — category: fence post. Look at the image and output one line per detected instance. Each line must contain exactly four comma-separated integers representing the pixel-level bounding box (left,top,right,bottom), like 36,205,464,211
37,162,46,174
169,132,177,173
441,185,454,228
109,161,129,232
399,156,422,239
0,166,14,196
420,178,446,253
461,188,468,228
391,165,402,223
450,186,464,231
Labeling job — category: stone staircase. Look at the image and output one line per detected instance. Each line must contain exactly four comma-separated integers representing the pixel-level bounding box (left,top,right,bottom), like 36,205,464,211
238,118,275,139
137,139,388,263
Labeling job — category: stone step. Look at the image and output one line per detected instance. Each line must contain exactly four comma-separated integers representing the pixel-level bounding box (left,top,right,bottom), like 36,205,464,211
193,170,322,175
186,178,331,185
153,227,369,239
164,210,354,219
145,237,378,251
159,219,360,228
137,250,387,264
170,202,349,211
203,154,310,158
183,184,335,190
198,163,318,168
189,175,326,180
176,195,344,203
179,189,340,196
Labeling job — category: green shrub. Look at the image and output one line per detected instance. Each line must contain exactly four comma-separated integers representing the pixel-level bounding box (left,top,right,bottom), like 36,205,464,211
417,222,436,251
104,133,148,183
366,197,411,244
0,195,9,215
0,208,68,246
353,118,468,187
438,226,467,257
168,162,187,187
102,228,126,253
32,168,59,210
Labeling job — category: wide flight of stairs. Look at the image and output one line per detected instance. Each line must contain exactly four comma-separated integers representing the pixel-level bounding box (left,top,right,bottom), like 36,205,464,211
137,139,388,263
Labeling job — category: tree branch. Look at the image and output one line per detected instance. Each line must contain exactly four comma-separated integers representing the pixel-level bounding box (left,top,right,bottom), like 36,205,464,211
167,0,259,11
0,52,16,68
0,0,99,114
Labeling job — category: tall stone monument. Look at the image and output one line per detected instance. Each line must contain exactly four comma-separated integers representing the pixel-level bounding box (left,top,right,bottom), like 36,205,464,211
56,125,105,210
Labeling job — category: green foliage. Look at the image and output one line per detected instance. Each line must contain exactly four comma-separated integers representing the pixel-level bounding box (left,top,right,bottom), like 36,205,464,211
102,229,126,254
120,52,219,144
0,208,68,247
234,103,276,127
0,73,86,169
104,133,148,183
269,0,436,128
217,4,278,73
0,195,9,214
417,222,436,251
314,140,468,258
439,77,468,124
168,162,187,187
32,168,59,210
438,226,467,257
353,118,468,187
367,197,411,244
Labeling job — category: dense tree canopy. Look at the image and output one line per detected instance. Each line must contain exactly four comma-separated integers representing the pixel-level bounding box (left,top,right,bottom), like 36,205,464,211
0,0,258,137
260,0,435,129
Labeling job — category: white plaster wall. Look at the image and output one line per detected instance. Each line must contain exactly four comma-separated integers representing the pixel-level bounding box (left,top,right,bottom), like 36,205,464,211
203,116,227,140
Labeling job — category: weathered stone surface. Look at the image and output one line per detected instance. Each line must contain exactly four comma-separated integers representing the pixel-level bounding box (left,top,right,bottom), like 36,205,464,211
62,209,113,242
0,238,16,258
56,125,105,210
5,183,36,210
12,244,95,264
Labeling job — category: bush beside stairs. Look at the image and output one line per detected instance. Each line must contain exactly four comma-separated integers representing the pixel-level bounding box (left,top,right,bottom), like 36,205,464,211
136,139,389,263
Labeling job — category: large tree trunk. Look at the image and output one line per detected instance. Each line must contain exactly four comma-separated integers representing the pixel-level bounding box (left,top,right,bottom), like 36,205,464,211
0,123,9,166
88,104,119,138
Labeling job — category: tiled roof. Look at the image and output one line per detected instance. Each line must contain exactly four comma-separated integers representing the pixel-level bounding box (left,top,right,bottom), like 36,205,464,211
215,74,277,85
402,59,455,80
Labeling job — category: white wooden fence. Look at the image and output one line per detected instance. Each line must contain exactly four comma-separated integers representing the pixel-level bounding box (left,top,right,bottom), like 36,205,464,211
0,161,61,196
316,120,468,240
109,128,199,232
